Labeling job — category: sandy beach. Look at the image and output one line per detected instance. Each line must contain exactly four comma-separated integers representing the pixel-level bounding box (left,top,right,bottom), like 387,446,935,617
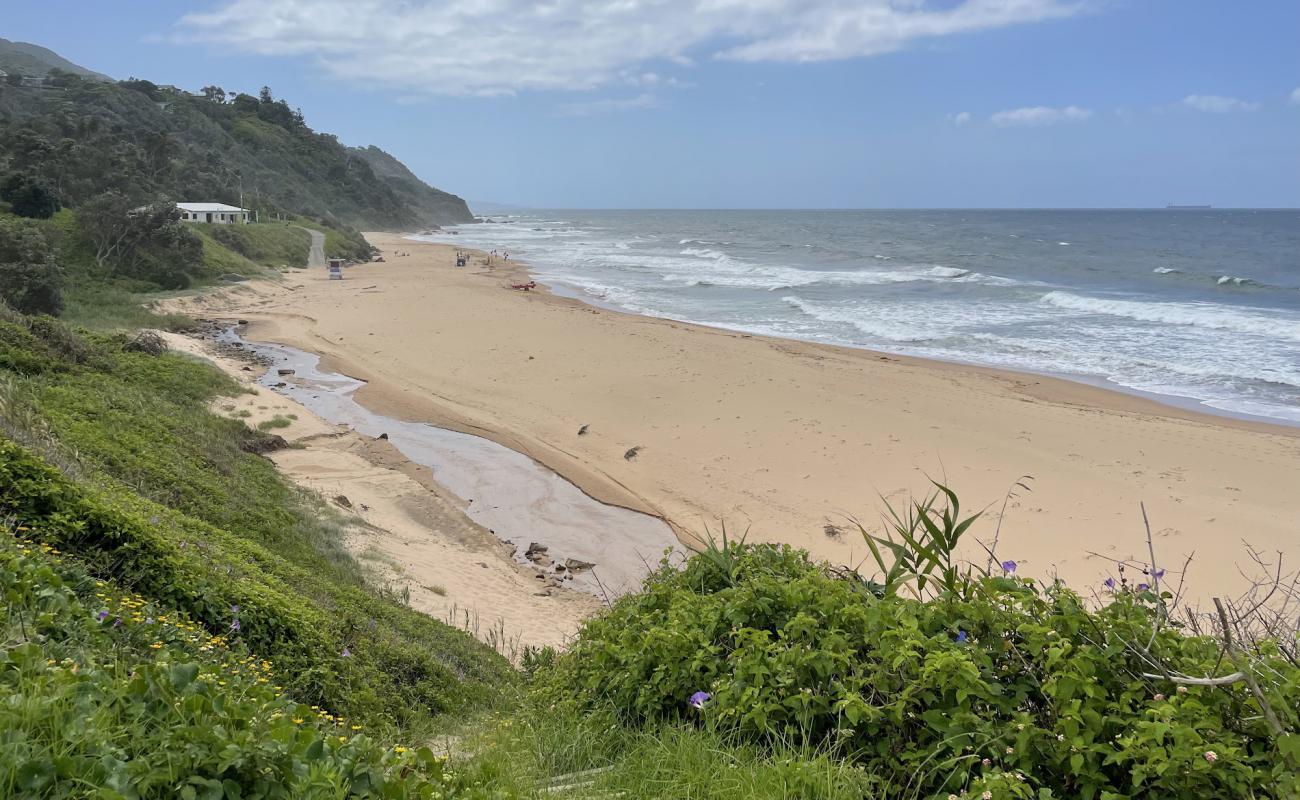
158,331,601,653
161,232,1300,605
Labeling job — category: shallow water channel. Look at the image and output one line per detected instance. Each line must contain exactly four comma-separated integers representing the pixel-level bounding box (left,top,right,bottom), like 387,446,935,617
221,329,681,596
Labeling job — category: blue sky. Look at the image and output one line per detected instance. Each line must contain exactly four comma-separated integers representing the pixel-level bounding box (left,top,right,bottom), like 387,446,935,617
5,1,1298,208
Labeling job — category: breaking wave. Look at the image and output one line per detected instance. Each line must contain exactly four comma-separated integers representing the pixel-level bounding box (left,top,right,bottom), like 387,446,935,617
1039,291,1300,342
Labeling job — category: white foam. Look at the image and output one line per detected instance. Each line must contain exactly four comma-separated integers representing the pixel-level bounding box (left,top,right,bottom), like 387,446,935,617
781,296,941,343
1039,291,1300,342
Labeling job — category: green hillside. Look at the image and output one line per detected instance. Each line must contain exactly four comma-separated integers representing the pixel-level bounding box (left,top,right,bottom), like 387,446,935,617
0,37,112,82
0,70,471,230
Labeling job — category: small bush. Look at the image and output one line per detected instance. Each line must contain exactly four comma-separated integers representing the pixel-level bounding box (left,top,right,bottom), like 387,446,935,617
258,414,293,430
543,543,1300,798
0,173,60,219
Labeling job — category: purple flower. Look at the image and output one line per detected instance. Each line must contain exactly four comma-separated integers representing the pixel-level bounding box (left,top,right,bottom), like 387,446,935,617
230,619,241,632
96,610,109,622
1001,560,1017,574
230,604,240,614
688,691,711,710
1152,569,1165,580
1103,577,1116,589
1137,583,1149,592
112,618,123,628
341,647,351,658
954,630,969,644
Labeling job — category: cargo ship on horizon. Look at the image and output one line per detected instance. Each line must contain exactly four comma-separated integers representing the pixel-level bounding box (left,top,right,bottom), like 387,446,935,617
1166,203,1213,209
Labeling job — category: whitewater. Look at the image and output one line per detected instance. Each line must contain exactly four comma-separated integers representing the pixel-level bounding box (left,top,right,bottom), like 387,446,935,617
415,209,1300,425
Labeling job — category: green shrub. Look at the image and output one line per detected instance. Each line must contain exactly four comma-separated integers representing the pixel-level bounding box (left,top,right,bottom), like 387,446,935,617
0,216,63,315
0,527,487,799
258,415,294,430
0,173,60,219
75,197,203,290
543,543,1300,799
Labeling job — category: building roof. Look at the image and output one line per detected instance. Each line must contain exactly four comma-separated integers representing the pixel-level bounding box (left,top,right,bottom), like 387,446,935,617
177,202,248,213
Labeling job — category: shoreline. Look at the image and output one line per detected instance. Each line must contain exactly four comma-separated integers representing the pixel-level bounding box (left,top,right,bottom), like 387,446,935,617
539,276,1299,433
158,234,1300,603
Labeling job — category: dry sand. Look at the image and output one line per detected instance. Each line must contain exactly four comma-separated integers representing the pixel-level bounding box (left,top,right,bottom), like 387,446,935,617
160,233,1300,605
160,332,601,653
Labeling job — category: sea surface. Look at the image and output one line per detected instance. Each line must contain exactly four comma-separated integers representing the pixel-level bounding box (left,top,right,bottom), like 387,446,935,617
415,210,1300,426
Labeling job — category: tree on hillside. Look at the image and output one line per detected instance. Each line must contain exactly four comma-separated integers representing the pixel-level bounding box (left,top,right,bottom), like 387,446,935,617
141,132,177,182
119,78,161,101
0,173,61,219
201,85,226,103
0,217,63,315
78,194,202,288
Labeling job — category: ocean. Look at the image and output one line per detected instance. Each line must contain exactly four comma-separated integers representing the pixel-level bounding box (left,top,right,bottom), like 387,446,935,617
415,209,1300,426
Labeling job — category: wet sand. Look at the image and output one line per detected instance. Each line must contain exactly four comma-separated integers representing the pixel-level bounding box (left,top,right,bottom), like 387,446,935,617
160,233,1300,604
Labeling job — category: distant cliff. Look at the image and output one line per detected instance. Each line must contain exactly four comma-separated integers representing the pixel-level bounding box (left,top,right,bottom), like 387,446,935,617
0,37,112,81
349,145,474,226
0,41,470,230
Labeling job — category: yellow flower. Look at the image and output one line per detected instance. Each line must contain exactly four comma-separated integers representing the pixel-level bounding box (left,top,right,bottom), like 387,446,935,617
292,718,305,724
338,736,347,742
149,642,163,650
394,746,408,754
351,725,363,731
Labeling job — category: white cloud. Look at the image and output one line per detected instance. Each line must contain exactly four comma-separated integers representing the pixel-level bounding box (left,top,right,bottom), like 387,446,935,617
950,111,973,126
990,105,1091,127
176,0,1085,97
1182,94,1259,113
557,93,659,117
1289,87,1300,106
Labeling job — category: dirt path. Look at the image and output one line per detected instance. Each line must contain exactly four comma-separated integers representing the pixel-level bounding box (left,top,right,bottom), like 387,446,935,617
297,227,326,268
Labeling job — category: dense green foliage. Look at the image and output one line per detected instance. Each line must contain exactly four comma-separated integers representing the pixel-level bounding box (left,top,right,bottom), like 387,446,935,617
0,216,62,315
0,314,512,735
0,71,471,230
75,197,204,289
1,172,60,218
0,41,464,329
540,543,1300,798
1,530,480,798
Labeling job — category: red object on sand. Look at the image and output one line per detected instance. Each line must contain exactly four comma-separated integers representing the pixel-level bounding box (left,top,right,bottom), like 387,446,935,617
511,281,537,291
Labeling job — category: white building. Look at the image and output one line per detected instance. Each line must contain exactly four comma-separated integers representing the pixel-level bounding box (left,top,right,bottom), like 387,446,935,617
177,202,250,224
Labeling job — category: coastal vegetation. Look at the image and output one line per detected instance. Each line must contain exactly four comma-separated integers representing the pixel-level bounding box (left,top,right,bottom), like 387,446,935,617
1,41,1296,800
0,66,472,230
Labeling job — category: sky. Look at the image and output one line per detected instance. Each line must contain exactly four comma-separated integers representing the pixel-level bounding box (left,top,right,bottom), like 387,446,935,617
4,0,1299,208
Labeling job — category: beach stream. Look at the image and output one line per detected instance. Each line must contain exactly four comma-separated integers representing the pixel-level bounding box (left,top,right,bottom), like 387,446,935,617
220,328,680,597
